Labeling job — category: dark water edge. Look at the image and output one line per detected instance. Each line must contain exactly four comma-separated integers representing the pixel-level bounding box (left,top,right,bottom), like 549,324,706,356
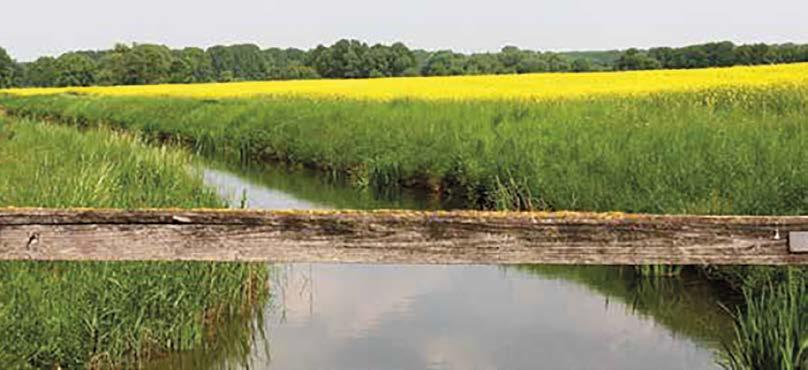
145,159,739,370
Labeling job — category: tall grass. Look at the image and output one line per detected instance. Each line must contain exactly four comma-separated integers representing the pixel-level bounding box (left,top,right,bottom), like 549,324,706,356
719,268,807,370
2,86,807,214
0,117,269,369
2,87,807,369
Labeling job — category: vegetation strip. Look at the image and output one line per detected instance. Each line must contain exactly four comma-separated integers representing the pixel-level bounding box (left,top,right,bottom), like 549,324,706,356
2,39,808,90
2,81,808,215
0,116,268,368
1,208,806,264
4,62,807,101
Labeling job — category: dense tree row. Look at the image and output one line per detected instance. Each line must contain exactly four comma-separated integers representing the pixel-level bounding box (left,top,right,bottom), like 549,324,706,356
616,42,808,70
1,40,807,88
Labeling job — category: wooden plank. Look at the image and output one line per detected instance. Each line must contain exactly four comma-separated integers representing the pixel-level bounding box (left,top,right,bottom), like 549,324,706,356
0,208,806,264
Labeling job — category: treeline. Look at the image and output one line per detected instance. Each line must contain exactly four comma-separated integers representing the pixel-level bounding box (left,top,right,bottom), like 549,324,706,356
1,40,807,88
615,41,808,70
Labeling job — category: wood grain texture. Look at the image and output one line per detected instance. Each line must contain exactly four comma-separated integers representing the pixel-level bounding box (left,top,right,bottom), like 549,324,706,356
1,208,806,264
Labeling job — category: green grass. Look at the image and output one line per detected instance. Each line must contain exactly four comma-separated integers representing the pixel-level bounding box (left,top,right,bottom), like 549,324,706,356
0,117,268,369
0,115,221,208
719,268,807,370
2,86,807,214
2,88,807,369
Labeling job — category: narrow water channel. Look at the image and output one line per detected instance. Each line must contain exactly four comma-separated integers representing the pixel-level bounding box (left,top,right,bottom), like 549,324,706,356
147,161,736,370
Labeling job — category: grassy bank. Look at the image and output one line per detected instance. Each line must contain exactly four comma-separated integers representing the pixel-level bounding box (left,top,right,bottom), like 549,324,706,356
0,117,268,369
2,86,807,214
1,81,806,369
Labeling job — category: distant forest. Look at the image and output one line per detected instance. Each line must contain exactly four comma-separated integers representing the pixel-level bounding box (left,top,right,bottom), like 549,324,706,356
1,39,807,88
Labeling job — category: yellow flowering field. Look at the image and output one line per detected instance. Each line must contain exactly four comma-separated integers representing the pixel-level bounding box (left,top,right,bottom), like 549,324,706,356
3,63,808,101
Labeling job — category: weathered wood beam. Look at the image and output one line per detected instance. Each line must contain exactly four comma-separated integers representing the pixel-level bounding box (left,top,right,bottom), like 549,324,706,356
0,208,806,265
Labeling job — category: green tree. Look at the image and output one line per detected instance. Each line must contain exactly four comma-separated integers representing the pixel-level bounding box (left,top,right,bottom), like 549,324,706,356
704,41,736,67
388,42,416,77
24,57,58,87
465,53,505,75
121,44,173,85
54,52,97,86
498,46,525,72
228,44,268,80
0,47,15,88
11,62,25,87
207,44,266,81
281,65,320,80
169,47,214,83
516,52,549,73
571,58,592,72
264,47,309,79
365,44,393,77
95,43,129,86
421,50,467,76
309,39,370,78
544,52,572,72
735,44,775,65
615,48,661,71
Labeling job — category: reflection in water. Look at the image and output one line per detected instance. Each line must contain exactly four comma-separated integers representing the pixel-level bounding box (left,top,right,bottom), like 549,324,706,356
146,161,733,370
204,167,331,210
262,264,721,370
203,160,442,210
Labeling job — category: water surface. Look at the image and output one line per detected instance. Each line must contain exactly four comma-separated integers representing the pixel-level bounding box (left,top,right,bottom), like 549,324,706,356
147,161,734,370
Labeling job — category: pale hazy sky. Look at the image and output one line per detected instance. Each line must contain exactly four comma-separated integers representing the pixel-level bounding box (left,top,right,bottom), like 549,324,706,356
2,0,807,61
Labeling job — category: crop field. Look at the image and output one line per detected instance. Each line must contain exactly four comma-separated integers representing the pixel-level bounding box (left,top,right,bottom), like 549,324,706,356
1,64,806,370
3,62,808,101
2,65,808,214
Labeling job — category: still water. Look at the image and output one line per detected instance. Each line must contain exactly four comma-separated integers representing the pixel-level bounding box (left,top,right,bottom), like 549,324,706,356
147,162,734,370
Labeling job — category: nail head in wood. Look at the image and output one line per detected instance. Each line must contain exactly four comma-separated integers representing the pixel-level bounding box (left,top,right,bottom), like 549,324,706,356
789,231,808,253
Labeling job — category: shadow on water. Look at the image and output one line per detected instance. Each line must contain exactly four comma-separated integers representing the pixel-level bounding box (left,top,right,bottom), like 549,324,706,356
202,159,445,211
146,159,740,370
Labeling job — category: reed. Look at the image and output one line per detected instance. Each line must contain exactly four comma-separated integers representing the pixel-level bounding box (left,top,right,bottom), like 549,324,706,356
0,117,269,369
2,85,806,215
719,268,807,370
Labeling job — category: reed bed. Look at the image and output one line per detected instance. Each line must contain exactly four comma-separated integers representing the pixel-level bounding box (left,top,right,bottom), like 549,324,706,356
0,117,268,369
2,85,807,215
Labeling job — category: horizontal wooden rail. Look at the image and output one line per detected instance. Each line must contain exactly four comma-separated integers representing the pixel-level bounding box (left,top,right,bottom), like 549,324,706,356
0,208,806,265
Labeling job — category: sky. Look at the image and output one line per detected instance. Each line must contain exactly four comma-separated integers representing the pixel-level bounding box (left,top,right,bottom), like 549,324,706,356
2,0,807,61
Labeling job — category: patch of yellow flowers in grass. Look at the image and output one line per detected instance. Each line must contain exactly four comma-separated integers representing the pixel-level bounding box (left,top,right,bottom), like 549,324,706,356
4,63,808,101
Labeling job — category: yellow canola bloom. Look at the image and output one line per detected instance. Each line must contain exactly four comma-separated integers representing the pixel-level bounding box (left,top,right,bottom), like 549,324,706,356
3,63,808,101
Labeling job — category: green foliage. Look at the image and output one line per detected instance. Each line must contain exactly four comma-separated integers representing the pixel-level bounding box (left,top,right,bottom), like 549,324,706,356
207,44,269,82
122,44,174,85
571,58,593,72
421,50,468,76
307,39,416,78
0,118,221,207
3,40,808,88
0,47,17,88
0,261,267,369
719,268,807,370
22,57,57,87
0,118,268,369
170,47,215,83
558,50,622,70
53,52,97,87
3,86,808,216
615,48,661,70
